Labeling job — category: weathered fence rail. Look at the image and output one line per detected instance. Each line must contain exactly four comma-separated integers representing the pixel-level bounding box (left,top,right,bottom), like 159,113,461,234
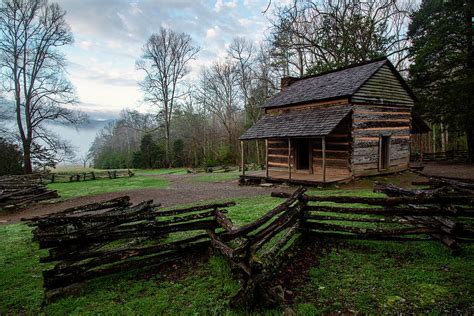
0,175,58,212
410,150,468,162
272,179,474,255
25,197,235,301
40,169,134,183
26,176,474,308
209,186,307,307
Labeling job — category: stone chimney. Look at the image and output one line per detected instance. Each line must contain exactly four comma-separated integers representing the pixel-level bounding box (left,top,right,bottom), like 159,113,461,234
280,77,298,90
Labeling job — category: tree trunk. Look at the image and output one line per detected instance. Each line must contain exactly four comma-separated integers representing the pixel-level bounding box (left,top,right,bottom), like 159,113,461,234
467,126,474,163
23,143,33,174
466,0,473,163
165,124,171,168
441,123,446,152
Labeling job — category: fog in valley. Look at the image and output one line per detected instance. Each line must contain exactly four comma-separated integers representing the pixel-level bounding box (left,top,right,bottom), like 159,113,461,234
4,118,113,165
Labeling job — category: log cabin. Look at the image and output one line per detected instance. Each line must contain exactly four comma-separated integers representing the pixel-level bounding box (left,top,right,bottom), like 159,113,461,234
239,57,430,185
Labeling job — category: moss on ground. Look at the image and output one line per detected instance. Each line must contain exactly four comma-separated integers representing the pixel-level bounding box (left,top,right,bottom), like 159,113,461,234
1,190,473,314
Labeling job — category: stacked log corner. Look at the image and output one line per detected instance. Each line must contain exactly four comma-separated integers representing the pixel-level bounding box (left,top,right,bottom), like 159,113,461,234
209,186,308,308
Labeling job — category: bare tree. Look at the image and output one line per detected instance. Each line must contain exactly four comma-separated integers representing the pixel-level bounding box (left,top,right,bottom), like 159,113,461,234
228,38,254,124
197,59,243,162
78,153,91,168
0,0,83,173
269,0,415,76
137,28,199,167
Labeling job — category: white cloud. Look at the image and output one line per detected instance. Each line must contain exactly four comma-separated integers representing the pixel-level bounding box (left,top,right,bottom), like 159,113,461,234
54,0,273,118
214,0,237,13
238,18,252,26
78,41,93,50
206,26,220,39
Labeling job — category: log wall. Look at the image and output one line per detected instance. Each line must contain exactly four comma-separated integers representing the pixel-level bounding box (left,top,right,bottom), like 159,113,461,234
352,65,414,106
267,139,290,169
351,104,411,176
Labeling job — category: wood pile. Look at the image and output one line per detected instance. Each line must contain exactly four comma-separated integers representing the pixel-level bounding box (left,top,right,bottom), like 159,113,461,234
0,175,59,212
25,197,235,302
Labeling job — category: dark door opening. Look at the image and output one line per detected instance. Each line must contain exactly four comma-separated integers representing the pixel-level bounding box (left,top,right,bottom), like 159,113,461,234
380,136,390,170
296,139,310,170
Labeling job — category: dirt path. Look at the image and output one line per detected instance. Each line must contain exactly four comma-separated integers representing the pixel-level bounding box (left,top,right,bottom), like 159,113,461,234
422,161,474,180
0,174,293,224
2,162,473,225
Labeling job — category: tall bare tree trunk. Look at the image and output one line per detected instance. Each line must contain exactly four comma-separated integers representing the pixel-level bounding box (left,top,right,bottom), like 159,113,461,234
467,127,474,163
165,123,171,168
466,0,473,163
440,123,446,152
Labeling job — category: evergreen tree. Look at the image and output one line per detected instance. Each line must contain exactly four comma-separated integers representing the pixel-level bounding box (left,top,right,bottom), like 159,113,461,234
172,139,185,167
133,134,164,168
408,0,474,162
0,138,23,175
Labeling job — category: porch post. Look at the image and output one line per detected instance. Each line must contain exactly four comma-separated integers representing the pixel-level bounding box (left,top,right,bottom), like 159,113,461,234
322,136,326,183
241,140,245,176
288,138,292,180
265,139,269,178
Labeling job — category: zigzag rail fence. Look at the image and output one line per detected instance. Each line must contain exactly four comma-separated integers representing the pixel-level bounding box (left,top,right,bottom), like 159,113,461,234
40,169,134,183
25,176,474,308
0,175,58,212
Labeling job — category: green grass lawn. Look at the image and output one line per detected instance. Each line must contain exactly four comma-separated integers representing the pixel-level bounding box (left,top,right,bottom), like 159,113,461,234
297,241,474,315
49,167,132,174
133,168,188,176
48,176,169,200
1,189,473,314
191,170,240,183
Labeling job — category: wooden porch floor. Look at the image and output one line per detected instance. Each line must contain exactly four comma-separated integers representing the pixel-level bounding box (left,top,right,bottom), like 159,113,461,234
241,169,352,185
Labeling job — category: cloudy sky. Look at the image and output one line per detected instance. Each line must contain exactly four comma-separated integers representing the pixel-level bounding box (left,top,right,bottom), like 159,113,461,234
56,0,284,120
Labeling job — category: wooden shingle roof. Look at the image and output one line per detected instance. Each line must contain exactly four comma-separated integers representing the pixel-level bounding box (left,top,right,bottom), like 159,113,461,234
239,105,352,140
262,59,388,109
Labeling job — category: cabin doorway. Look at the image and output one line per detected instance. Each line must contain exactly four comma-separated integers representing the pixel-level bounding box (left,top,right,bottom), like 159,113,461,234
379,136,390,170
295,139,310,170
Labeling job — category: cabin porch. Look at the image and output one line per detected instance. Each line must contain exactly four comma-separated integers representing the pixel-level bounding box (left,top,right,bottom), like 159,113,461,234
238,105,353,185
239,134,353,185
240,169,352,186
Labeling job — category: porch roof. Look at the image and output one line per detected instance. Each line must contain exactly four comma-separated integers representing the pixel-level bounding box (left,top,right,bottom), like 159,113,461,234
411,111,431,134
239,105,352,140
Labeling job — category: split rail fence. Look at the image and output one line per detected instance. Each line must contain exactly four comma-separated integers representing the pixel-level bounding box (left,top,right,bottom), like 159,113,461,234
40,169,134,183
0,175,58,212
26,177,474,307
